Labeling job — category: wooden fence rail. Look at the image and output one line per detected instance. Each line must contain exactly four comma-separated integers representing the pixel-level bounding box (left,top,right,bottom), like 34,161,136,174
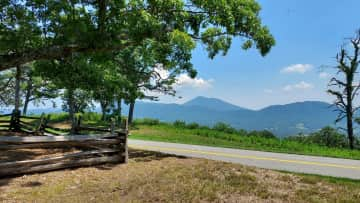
0,112,129,177
0,133,128,177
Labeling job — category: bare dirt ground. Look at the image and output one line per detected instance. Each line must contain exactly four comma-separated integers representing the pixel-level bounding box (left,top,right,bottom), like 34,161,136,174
0,149,359,203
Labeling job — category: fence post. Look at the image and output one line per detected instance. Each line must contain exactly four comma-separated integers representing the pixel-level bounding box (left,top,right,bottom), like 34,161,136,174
110,118,115,136
74,115,82,134
9,109,21,132
119,118,128,163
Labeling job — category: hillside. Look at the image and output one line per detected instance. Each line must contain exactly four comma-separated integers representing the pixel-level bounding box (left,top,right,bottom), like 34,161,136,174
132,97,339,137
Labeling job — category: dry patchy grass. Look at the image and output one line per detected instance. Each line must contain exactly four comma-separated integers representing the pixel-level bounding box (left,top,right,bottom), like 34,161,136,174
0,149,360,202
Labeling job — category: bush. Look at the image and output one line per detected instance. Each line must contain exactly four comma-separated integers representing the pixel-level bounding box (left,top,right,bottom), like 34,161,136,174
213,122,237,134
134,118,160,126
81,112,102,122
309,126,347,148
286,126,347,148
48,113,69,122
173,120,186,128
247,130,277,139
186,122,200,129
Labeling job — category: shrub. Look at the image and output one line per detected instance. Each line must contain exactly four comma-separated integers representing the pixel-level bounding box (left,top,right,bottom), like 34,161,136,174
308,126,347,148
213,122,237,134
186,122,200,129
48,113,69,122
237,129,248,136
173,120,186,128
81,112,102,122
134,118,160,126
248,130,277,139
286,126,347,148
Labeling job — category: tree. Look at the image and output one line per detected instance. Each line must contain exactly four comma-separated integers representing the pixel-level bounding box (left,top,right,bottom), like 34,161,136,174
309,126,347,148
35,55,102,133
327,31,360,149
0,0,275,71
0,70,15,107
21,66,59,115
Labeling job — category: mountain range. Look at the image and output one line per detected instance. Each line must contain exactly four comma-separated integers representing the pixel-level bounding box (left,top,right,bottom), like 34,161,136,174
132,96,340,137
0,96,341,137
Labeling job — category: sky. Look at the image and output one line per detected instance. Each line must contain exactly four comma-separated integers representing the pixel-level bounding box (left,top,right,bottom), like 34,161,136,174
156,0,360,110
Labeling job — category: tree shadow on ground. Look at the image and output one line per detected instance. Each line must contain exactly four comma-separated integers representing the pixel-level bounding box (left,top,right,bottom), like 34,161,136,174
0,148,186,187
129,149,187,162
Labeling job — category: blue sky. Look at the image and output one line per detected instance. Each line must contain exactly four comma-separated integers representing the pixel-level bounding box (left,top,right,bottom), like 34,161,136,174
157,0,360,109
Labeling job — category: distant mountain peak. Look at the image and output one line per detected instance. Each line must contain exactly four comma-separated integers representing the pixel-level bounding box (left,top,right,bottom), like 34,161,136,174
183,96,248,112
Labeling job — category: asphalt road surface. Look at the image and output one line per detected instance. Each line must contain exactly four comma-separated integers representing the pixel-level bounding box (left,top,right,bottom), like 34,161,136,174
129,139,360,180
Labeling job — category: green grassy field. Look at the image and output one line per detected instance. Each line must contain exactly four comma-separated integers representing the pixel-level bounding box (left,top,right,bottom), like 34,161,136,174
131,123,360,160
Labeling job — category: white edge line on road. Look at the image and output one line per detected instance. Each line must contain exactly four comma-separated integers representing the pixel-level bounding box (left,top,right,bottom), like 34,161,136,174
129,144,360,170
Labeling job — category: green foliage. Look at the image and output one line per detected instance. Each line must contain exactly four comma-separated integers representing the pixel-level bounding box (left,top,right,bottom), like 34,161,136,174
247,130,276,139
1,0,275,70
213,122,237,134
286,126,348,148
0,69,15,106
47,113,69,123
134,118,160,126
61,89,93,114
186,122,200,129
173,120,187,128
80,112,102,122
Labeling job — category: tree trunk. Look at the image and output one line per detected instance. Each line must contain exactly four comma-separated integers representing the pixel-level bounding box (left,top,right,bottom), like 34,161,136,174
117,98,122,125
128,101,135,125
22,78,33,115
67,89,76,134
346,83,355,149
14,66,21,112
100,100,108,121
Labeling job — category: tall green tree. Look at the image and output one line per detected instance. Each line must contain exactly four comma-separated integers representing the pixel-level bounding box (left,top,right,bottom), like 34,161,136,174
0,0,275,71
328,31,360,149
0,70,15,107
21,66,59,115
35,55,102,133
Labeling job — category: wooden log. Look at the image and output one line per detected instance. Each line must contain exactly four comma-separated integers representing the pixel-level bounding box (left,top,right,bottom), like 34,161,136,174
19,123,35,131
0,149,120,168
44,126,70,132
0,138,121,149
44,128,67,136
0,114,12,117
0,155,122,177
78,126,112,133
20,115,40,120
120,118,129,163
0,135,121,144
0,120,9,123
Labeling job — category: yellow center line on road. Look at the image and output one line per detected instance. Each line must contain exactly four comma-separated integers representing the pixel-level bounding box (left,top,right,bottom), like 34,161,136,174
129,144,360,170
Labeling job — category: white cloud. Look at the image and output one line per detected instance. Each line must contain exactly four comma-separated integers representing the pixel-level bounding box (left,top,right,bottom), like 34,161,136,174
154,64,170,79
283,81,314,92
281,64,313,74
319,72,330,79
176,74,213,89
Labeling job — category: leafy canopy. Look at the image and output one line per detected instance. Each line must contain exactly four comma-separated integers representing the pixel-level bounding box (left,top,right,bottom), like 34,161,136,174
0,0,275,70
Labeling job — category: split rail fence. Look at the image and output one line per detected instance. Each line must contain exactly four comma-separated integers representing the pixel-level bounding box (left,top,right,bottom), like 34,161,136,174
0,112,128,177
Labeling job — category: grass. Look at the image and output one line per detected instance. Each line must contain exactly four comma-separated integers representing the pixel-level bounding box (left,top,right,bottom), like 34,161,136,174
131,123,360,160
1,149,360,203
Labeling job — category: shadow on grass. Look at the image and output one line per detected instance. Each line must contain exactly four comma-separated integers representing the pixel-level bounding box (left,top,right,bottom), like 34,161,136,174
0,148,185,188
129,149,187,162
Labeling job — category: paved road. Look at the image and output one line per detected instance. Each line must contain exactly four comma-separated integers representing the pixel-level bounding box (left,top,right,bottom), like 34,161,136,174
129,139,360,180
